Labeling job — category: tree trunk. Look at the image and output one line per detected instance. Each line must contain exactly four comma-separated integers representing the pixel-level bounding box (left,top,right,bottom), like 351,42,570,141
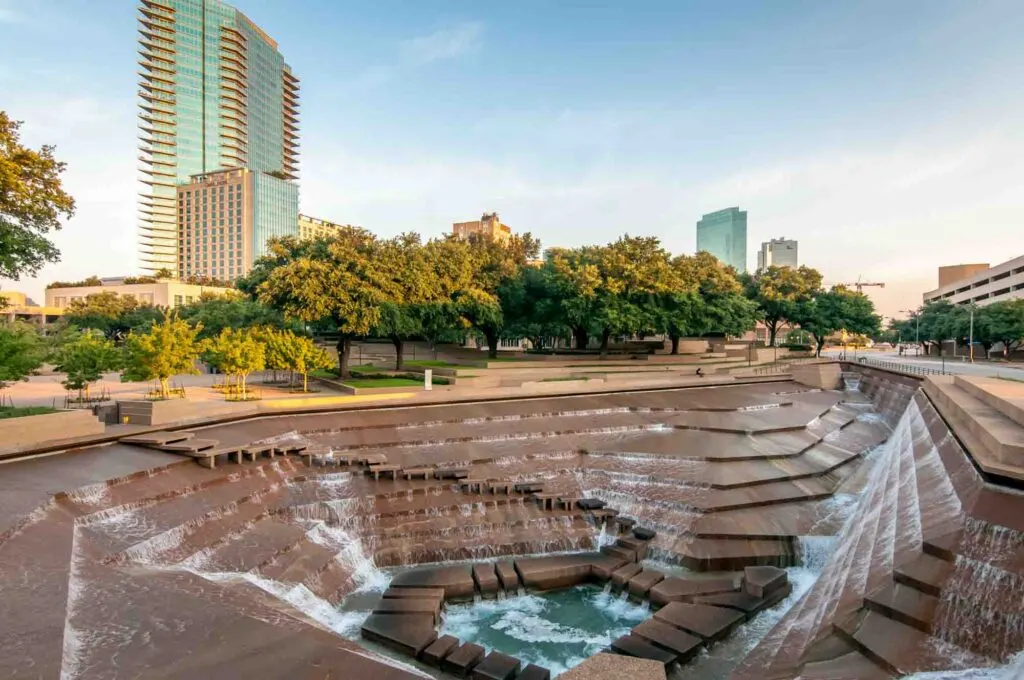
573,327,589,351
815,336,826,357
392,337,404,371
767,319,779,346
337,336,352,378
670,335,680,355
240,374,247,399
484,329,499,359
159,377,170,400
303,371,308,392
600,328,611,355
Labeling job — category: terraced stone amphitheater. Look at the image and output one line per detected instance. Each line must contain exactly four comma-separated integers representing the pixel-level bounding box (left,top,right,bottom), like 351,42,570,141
2,364,1022,679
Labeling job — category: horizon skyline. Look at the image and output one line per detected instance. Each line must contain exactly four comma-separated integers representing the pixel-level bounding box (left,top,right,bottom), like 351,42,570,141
2,0,1024,320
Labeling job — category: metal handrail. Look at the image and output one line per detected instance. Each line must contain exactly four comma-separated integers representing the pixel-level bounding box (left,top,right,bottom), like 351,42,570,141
854,356,947,376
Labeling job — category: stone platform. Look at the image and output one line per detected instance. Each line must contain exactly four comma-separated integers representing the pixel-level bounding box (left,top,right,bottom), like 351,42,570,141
5,369,1017,679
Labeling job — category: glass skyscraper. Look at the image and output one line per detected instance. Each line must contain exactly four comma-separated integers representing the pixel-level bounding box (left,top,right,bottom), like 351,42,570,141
138,0,299,274
696,207,748,273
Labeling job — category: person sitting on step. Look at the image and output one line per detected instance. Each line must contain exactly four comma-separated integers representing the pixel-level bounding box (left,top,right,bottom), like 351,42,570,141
696,367,705,377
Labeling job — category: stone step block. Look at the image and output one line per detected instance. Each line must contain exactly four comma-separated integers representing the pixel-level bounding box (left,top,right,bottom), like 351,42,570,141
470,651,521,679
742,565,788,598
627,569,666,599
630,618,703,663
649,575,739,607
894,553,954,597
653,602,745,642
421,635,460,667
610,634,678,668
443,642,486,677
360,613,437,657
864,583,939,634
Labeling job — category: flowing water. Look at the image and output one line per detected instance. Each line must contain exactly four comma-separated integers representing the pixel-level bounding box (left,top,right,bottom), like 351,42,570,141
439,585,650,676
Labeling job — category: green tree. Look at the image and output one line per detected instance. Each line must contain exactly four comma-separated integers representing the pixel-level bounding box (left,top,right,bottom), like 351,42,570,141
122,313,206,399
661,251,754,352
0,321,46,391
0,111,76,280
916,300,958,355
64,291,163,340
458,232,541,358
281,332,333,392
177,295,290,340
744,265,823,346
978,299,1024,359
372,233,439,370
793,286,881,356
206,328,265,399
53,330,121,400
254,230,397,377
255,326,291,383
500,263,565,351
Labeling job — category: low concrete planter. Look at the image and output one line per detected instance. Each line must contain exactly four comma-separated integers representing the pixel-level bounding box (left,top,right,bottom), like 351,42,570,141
0,410,105,457
118,399,251,426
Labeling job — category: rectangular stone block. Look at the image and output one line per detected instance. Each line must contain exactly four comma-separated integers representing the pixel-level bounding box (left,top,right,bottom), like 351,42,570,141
382,587,445,602
514,555,593,591
609,634,678,668
517,664,551,680
390,565,475,600
495,561,519,592
631,618,703,662
360,613,437,657
611,563,642,588
601,544,636,563
443,642,486,677
742,566,788,599
371,598,440,625
470,651,521,679
473,563,501,597
648,576,739,607
421,635,460,666
627,569,665,598
654,602,744,642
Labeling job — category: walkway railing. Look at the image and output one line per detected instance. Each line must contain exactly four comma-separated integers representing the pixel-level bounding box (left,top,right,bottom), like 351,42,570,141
853,356,947,376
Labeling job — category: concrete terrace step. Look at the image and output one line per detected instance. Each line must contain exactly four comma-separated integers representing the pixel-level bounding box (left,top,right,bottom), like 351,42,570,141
894,553,954,597
257,537,338,584
197,517,309,572
835,610,994,676
924,378,1024,481
863,583,939,633
954,375,1024,429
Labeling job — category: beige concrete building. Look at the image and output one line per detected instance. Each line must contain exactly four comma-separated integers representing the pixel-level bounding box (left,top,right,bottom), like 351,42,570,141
924,255,1024,306
177,168,298,281
45,278,232,310
1,291,63,324
453,212,512,244
937,263,990,288
298,214,348,241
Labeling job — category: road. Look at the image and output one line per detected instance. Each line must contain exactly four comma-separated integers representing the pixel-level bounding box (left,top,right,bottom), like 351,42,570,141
821,349,1024,379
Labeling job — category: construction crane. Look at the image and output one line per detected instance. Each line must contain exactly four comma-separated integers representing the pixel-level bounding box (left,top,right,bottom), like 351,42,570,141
839,275,885,293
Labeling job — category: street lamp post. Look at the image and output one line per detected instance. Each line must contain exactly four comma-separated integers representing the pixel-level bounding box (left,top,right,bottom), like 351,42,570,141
900,309,920,356
969,305,975,364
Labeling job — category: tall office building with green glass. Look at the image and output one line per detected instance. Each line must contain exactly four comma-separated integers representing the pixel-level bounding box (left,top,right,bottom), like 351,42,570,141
138,0,299,276
696,207,748,273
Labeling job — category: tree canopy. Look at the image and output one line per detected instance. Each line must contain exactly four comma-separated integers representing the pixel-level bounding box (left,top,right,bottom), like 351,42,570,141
0,111,76,280
0,321,46,390
793,286,881,356
122,313,205,399
744,265,823,346
53,329,121,399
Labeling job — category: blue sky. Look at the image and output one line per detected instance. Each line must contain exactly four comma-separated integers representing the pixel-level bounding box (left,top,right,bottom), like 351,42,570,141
2,0,1023,318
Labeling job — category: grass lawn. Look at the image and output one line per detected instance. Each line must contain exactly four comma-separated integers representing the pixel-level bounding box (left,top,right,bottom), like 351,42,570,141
343,378,425,388
0,406,60,419
540,376,590,382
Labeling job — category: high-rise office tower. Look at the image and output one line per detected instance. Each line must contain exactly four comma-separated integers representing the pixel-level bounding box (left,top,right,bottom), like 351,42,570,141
138,0,300,275
756,237,798,271
696,207,747,272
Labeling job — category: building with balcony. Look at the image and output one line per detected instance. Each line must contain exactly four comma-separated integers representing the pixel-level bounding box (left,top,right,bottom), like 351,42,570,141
138,0,299,274
697,207,748,272
923,255,1024,306
453,213,512,244
756,237,798,271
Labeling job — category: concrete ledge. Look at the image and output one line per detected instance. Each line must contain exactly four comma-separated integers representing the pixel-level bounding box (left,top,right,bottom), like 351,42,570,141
791,362,842,390
118,399,250,426
954,375,1024,429
0,410,104,458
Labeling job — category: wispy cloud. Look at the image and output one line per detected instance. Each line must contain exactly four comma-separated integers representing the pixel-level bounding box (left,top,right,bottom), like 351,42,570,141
401,21,483,65
346,21,484,89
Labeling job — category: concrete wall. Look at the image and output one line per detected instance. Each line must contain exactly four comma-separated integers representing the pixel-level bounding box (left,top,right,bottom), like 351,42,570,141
791,362,842,389
117,399,250,426
0,410,105,457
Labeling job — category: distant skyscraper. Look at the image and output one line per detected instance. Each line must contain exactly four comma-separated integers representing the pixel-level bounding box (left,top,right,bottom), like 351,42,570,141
138,0,300,274
696,207,747,272
757,237,798,271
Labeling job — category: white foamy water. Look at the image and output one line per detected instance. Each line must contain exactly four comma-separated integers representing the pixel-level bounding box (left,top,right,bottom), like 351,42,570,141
901,651,1024,679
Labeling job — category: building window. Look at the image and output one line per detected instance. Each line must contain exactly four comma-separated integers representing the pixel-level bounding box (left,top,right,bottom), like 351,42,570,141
174,295,183,307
